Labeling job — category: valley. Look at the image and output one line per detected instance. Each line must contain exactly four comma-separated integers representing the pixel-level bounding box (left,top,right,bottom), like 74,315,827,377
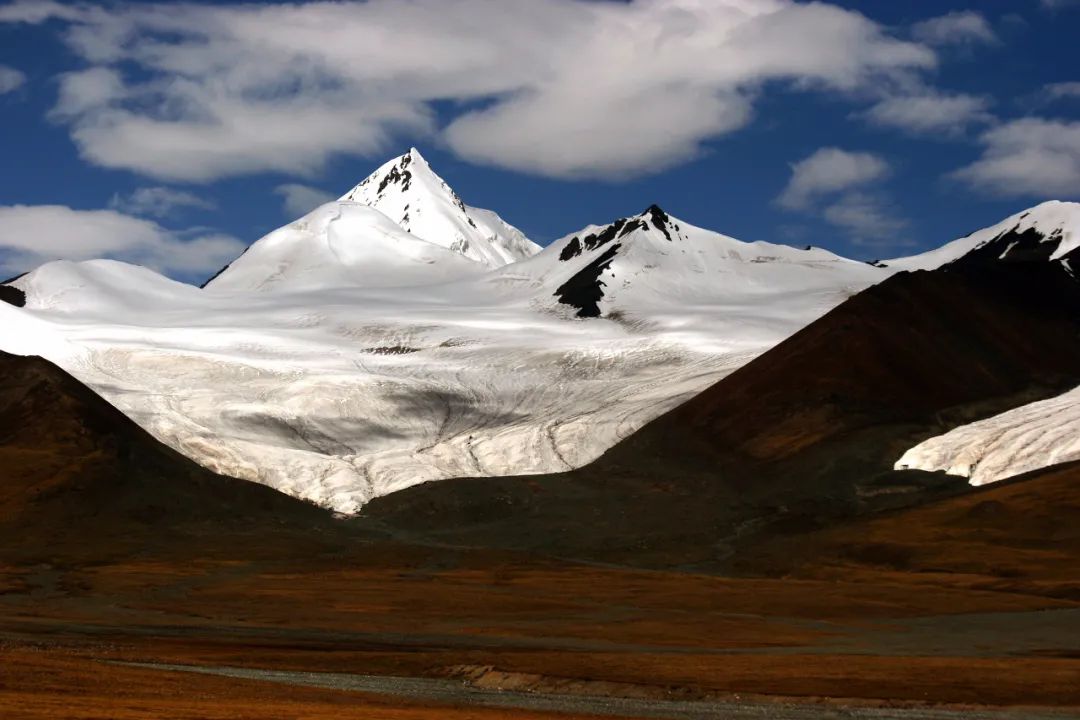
4,2,1080,716
2,153,1080,719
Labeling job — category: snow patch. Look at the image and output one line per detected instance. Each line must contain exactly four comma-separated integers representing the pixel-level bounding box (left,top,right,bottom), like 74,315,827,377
895,385,1080,485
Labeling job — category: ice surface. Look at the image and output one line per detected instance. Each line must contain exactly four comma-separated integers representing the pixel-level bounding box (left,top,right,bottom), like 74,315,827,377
896,385,1080,485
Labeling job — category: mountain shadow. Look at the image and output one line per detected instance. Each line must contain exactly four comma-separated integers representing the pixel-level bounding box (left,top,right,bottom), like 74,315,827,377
0,350,350,564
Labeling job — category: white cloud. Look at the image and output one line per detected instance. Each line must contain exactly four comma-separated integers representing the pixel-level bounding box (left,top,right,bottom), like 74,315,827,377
822,192,909,245
1045,81,1080,100
51,67,128,117
0,0,936,181
777,148,891,210
911,11,997,46
950,118,1080,198
0,205,244,277
108,187,216,219
0,65,25,94
778,148,906,246
274,184,335,219
862,92,993,135
0,1,83,23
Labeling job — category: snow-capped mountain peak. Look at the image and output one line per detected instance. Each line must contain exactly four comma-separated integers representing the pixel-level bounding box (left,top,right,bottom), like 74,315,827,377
557,205,686,263
486,204,885,319
204,149,541,292
954,200,1080,270
202,202,489,293
339,148,541,268
884,200,1080,273
341,147,459,217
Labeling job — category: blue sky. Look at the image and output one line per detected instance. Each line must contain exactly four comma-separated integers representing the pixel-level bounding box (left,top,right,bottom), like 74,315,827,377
0,0,1078,284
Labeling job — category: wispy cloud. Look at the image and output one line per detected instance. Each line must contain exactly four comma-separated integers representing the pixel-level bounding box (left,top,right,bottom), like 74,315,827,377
777,148,890,210
1039,0,1079,11
822,192,909,245
950,118,1080,198
777,148,906,246
109,187,216,219
911,11,997,47
0,0,936,182
0,64,25,94
1044,81,1080,100
862,92,994,136
0,204,243,277
0,1,82,23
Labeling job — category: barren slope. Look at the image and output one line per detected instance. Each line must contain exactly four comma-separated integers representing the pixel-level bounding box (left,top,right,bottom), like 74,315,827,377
0,350,340,563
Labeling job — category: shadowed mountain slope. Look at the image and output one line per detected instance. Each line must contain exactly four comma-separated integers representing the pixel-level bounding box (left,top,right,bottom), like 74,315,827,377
362,258,1080,568
0,273,26,307
737,459,1080,601
0,350,342,562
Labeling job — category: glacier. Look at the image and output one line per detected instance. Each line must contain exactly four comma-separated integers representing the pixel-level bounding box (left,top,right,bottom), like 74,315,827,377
895,384,1080,485
7,153,1075,513
3,218,886,512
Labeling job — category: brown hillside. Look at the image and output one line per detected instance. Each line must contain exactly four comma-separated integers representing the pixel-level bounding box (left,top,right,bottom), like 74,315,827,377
0,350,342,563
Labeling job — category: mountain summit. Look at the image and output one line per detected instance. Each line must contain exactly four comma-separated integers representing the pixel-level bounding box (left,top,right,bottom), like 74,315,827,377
490,204,884,319
203,149,539,292
339,148,540,268
884,200,1080,273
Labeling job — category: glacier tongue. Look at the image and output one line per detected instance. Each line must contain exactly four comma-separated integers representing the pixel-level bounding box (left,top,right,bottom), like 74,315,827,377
6,270,780,513
895,384,1080,485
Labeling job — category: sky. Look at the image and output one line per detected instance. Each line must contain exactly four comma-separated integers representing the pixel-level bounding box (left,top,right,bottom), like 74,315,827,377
0,0,1078,285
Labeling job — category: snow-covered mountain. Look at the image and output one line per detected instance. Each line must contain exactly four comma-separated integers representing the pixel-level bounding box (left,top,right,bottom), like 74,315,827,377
200,203,489,293
338,147,540,266
483,204,883,319
883,200,1080,273
13,259,206,316
0,196,893,512
205,148,540,292
889,200,1080,487
5,156,1075,514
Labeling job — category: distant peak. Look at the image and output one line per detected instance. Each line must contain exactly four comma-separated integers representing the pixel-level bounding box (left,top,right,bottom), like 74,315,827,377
341,148,441,201
398,146,431,171
640,204,676,240
1032,199,1072,210
558,206,685,263
1011,199,1079,224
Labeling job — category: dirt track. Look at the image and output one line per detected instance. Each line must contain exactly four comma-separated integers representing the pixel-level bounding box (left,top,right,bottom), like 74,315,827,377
115,662,1080,720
